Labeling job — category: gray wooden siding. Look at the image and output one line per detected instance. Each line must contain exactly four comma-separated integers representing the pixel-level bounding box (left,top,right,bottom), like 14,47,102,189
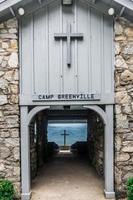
20,0,114,105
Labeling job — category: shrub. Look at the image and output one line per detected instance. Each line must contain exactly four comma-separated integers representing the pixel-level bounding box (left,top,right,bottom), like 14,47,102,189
0,179,15,200
127,177,133,200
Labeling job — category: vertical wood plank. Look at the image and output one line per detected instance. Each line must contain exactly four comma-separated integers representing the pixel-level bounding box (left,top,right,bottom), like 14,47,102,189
74,0,78,93
33,7,47,94
21,15,33,95
60,2,63,93
90,8,102,94
63,4,75,93
77,1,90,93
48,1,61,94
103,16,114,94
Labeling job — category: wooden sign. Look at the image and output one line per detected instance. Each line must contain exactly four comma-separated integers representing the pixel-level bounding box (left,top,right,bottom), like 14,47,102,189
32,93,100,101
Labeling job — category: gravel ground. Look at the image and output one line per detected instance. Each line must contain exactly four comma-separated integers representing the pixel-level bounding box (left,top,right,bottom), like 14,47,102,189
31,152,115,200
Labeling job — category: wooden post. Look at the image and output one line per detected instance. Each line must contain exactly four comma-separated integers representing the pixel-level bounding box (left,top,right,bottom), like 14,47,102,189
104,105,115,199
21,106,31,200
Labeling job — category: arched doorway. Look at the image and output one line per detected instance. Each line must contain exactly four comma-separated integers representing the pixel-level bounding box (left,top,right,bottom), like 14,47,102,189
20,105,115,200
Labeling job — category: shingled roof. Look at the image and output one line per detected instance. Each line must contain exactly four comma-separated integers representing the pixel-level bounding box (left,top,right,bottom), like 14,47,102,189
0,0,133,22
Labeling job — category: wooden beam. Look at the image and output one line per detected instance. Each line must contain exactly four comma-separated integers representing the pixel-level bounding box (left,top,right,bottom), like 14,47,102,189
119,6,125,16
18,0,60,17
81,0,111,15
48,120,87,123
9,7,16,17
0,0,23,12
0,0,7,4
0,0,132,24
20,106,31,200
114,0,133,11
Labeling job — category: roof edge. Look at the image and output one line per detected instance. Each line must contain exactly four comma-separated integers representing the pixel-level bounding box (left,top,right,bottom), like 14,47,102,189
0,0,22,12
114,0,133,11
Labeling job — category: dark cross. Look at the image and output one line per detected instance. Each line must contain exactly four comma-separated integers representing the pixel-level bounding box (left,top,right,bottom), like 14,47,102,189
54,22,83,66
61,130,69,146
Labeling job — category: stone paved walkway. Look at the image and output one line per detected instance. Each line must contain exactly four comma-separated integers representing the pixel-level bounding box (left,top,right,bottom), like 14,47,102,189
31,152,115,200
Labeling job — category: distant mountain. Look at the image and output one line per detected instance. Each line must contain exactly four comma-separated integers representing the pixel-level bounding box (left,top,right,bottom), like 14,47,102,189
47,123,87,146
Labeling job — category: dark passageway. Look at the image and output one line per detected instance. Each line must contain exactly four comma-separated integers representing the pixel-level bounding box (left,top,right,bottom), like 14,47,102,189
30,107,113,200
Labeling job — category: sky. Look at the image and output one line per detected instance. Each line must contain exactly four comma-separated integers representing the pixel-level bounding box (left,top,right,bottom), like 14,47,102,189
47,123,87,146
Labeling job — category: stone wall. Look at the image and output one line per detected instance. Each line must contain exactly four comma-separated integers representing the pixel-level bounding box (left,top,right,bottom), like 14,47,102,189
88,112,104,177
30,121,37,180
115,17,133,198
0,18,20,196
30,112,48,181
36,112,47,168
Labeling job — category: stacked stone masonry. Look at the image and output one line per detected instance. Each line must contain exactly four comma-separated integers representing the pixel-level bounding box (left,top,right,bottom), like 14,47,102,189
115,17,133,198
30,122,37,180
88,113,104,177
0,18,20,196
30,112,48,182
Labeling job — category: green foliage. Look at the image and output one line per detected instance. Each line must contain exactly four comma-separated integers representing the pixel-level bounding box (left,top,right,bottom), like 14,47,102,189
127,177,133,200
0,179,15,200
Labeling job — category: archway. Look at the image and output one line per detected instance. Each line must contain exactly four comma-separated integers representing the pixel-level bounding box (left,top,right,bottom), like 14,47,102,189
20,105,115,200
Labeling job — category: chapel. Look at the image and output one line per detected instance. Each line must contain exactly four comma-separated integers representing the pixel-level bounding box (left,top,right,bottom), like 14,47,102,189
0,0,133,200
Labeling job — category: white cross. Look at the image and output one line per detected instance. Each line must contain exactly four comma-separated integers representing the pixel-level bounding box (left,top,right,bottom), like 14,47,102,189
54,23,83,66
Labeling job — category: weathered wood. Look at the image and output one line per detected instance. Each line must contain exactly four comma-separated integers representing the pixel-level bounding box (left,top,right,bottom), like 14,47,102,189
21,106,31,200
54,22,83,66
20,0,114,105
104,105,115,198
114,0,133,11
0,0,22,12
0,0,133,23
